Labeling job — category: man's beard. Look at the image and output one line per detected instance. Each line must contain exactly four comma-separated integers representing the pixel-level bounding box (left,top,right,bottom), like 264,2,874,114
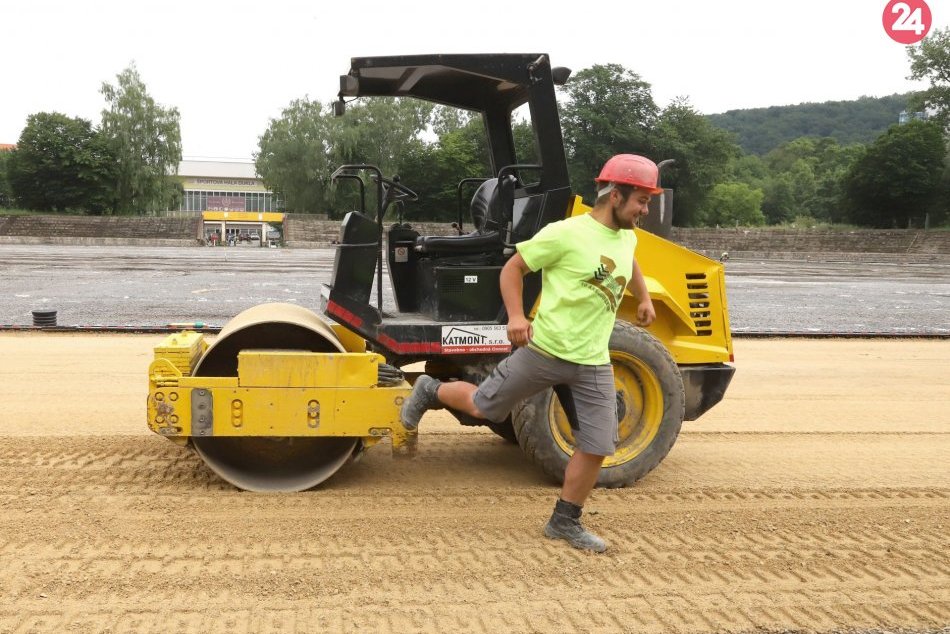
612,203,638,230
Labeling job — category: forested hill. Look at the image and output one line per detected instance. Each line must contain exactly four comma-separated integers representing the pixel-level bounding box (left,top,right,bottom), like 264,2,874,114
706,93,913,155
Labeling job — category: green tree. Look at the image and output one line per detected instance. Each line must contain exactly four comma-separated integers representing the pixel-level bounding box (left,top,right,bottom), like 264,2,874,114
100,63,182,214
254,98,440,217
256,97,436,217
907,27,950,130
396,117,492,223
728,153,770,188
933,145,950,227
561,69,739,225
761,174,796,224
699,182,766,227
512,119,540,166
256,98,338,214
0,149,14,208
331,98,433,178
843,121,945,227
431,105,474,136
814,147,864,224
707,94,911,155
788,159,818,217
331,97,435,217
762,137,863,223
560,64,658,202
654,98,740,225
726,154,793,222
7,112,116,213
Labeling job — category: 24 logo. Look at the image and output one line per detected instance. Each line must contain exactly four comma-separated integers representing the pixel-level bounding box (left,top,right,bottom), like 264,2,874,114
883,0,932,45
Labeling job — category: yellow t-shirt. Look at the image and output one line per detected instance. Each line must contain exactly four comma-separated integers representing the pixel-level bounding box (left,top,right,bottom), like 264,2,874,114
516,213,637,365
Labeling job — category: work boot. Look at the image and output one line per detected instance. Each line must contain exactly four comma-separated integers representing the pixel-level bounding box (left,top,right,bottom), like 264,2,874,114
543,498,607,553
400,375,443,430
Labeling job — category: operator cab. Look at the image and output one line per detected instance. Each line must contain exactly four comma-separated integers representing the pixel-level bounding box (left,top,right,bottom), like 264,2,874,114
322,54,572,363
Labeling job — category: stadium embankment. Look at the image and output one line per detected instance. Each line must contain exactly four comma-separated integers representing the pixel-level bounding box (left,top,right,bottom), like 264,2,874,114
667,227,950,263
281,216,950,262
1,213,948,261
0,215,201,247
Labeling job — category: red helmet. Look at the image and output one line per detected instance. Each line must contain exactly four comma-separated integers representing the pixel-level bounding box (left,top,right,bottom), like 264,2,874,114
595,154,662,195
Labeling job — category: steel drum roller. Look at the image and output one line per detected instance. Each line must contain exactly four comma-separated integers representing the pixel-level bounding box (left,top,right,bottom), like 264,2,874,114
191,303,360,492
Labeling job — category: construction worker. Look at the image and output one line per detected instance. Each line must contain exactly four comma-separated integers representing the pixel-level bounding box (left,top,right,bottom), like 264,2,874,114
401,154,659,552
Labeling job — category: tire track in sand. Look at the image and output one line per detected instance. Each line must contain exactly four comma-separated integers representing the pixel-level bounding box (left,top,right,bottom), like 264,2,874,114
0,434,948,633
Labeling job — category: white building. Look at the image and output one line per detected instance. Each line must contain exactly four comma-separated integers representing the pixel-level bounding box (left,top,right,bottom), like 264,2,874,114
176,160,284,246
176,159,282,213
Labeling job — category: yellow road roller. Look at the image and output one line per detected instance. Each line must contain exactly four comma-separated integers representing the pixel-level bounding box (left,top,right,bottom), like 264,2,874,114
147,54,734,491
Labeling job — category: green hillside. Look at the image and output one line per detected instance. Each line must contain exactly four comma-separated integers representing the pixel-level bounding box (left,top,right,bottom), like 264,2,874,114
706,93,914,155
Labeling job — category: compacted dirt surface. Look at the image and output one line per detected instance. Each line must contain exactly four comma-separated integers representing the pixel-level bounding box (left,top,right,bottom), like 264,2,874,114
0,333,948,633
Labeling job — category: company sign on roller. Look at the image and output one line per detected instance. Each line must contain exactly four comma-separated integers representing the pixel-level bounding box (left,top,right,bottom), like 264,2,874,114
441,325,511,354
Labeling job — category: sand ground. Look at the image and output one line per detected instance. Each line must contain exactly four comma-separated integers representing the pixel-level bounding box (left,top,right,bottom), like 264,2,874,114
0,333,947,633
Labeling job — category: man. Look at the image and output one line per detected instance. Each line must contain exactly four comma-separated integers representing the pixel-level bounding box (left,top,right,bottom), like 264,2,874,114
401,154,659,552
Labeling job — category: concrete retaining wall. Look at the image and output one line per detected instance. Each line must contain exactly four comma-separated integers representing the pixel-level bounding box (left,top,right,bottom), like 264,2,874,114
0,236,196,247
284,216,950,260
668,227,950,256
283,214,456,248
2,213,948,260
0,215,202,245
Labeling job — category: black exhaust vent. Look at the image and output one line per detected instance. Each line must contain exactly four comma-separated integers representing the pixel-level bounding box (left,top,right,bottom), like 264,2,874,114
685,273,712,336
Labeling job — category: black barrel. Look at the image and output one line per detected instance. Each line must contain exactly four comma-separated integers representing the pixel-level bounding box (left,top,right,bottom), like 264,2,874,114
32,310,57,327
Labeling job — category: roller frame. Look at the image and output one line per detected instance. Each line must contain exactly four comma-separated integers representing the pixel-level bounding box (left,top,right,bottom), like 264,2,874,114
148,339,417,456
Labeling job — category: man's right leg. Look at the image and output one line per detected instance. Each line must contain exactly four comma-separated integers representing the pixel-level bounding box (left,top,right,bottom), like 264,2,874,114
400,347,565,429
435,381,484,418
399,375,443,429
400,379,487,430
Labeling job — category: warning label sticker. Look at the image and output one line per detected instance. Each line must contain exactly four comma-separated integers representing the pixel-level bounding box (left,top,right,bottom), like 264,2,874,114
440,325,511,354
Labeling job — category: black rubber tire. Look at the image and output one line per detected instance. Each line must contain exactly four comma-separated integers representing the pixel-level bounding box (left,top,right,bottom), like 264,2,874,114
512,321,685,488
485,420,518,444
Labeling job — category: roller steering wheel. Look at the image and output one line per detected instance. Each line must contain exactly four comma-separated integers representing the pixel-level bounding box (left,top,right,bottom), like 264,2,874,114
372,174,419,202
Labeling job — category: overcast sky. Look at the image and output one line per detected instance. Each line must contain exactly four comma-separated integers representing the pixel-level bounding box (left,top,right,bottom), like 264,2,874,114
3,0,946,160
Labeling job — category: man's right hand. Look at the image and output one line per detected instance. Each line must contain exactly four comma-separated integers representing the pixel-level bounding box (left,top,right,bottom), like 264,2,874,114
507,314,533,347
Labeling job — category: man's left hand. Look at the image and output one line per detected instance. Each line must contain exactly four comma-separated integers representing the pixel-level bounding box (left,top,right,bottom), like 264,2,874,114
636,299,656,327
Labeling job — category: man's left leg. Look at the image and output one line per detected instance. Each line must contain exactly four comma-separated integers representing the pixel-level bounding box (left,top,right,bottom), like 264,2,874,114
544,451,608,552
561,450,607,505
543,364,616,553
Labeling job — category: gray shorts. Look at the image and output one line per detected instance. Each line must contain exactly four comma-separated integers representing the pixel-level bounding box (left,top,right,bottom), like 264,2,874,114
473,346,619,456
